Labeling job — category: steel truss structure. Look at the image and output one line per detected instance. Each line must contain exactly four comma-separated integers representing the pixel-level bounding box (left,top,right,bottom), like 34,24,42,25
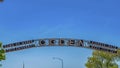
2,38,119,55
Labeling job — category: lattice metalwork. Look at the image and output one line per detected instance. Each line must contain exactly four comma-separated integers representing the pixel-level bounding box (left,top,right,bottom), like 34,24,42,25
2,38,119,54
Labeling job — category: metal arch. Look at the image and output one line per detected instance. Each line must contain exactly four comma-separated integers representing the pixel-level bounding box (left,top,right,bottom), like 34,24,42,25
2,38,119,54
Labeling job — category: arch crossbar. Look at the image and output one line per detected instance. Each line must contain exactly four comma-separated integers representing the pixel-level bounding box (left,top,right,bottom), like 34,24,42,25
2,38,119,54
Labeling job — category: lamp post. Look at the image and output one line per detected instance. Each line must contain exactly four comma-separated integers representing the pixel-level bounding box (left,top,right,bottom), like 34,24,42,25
23,62,25,68
53,57,63,68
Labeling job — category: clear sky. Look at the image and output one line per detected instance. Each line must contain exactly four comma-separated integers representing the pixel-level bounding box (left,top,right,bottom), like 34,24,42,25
0,0,120,68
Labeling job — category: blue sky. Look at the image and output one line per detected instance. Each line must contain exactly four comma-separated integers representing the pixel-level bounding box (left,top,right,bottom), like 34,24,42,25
0,0,120,68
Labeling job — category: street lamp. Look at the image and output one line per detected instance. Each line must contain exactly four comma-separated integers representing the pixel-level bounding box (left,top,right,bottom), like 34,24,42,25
53,57,63,68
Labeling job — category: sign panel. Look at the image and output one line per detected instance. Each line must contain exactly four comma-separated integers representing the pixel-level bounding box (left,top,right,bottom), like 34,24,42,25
59,39,65,46
68,40,76,46
2,38,119,54
49,39,56,46
89,41,118,49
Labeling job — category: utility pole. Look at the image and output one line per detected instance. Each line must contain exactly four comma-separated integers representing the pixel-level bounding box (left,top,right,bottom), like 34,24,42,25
23,62,25,68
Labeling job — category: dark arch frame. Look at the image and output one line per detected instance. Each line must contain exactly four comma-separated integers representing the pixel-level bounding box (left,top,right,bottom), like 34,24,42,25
2,38,119,54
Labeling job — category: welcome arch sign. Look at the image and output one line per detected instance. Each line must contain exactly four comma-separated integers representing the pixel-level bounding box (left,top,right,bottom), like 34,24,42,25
2,38,119,54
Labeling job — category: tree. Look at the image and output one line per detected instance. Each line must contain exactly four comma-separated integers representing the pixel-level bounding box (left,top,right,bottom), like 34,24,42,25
0,42,5,60
0,42,6,67
85,50,120,68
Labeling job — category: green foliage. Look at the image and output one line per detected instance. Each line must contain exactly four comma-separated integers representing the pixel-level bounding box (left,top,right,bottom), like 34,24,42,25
0,42,6,67
0,43,2,48
0,49,5,60
0,42,5,60
85,50,120,68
